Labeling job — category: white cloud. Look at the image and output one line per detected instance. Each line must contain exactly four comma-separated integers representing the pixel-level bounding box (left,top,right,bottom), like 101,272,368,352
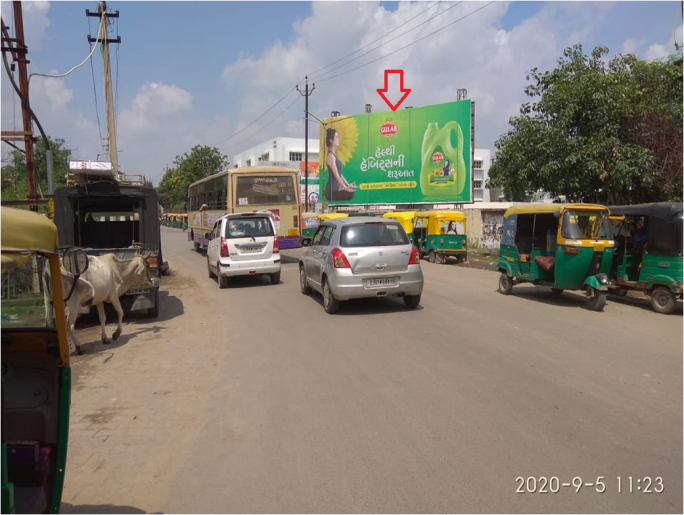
645,43,669,60
118,82,193,135
621,38,645,55
0,1,50,51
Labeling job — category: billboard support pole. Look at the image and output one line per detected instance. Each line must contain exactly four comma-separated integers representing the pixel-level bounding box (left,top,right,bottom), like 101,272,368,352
297,77,315,212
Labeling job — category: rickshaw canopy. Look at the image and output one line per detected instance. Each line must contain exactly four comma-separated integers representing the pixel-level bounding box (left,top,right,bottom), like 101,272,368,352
1,207,59,272
503,203,609,218
608,202,683,223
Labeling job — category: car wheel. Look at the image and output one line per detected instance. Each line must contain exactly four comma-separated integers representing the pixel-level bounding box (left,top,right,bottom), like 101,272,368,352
585,288,607,312
404,294,421,308
428,250,436,263
651,286,676,314
207,257,214,278
271,272,281,285
300,266,312,294
498,272,513,295
551,288,563,295
218,264,229,289
322,278,340,314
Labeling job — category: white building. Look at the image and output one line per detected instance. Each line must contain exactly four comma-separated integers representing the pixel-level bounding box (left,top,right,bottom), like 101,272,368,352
232,137,320,168
472,148,492,203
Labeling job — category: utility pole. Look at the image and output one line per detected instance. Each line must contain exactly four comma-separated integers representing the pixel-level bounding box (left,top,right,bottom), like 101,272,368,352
296,77,315,212
12,2,36,205
87,2,121,175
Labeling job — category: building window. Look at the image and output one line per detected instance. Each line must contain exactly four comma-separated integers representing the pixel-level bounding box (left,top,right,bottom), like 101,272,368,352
258,153,269,162
473,160,483,169
246,159,252,166
474,180,483,189
289,152,303,162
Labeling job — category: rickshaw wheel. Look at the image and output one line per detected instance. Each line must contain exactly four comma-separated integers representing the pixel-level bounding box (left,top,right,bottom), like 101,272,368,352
551,288,563,295
428,250,436,263
585,288,607,312
651,286,676,314
438,253,447,265
498,272,513,295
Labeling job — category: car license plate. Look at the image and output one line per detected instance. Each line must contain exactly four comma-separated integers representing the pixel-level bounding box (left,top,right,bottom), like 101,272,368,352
242,246,260,252
367,277,396,288
126,288,151,295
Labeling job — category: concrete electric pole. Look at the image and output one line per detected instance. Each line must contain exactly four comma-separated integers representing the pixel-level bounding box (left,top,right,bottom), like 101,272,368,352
297,77,315,212
87,2,121,174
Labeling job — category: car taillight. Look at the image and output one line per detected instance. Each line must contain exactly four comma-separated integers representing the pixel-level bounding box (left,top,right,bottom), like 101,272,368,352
409,246,420,264
273,237,279,254
331,247,351,268
220,237,229,257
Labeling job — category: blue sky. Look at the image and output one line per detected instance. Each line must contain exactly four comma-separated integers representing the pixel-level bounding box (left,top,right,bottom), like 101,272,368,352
1,1,681,185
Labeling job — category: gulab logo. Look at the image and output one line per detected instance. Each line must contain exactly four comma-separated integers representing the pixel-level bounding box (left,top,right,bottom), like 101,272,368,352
380,122,398,136
432,152,444,162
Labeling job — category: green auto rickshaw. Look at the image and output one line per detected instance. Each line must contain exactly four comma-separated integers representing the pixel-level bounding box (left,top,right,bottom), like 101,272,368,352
1,207,88,514
413,210,467,264
301,212,320,239
608,202,683,314
182,214,188,232
383,211,417,243
160,214,168,227
496,204,615,311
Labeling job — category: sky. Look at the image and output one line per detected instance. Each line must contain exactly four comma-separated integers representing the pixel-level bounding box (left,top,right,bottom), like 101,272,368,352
1,0,681,186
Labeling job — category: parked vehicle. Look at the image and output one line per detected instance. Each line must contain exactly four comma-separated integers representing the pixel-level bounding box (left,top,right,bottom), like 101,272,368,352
1,207,88,514
161,213,168,226
206,212,281,288
182,214,188,231
53,183,163,316
608,202,683,314
413,210,467,263
383,211,417,242
299,217,424,313
496,204,615,311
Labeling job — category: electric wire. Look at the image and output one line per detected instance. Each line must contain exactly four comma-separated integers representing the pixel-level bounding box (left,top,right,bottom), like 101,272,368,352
307,1,462,84
28,12,105,85
298,1,441,85
317,2,495,84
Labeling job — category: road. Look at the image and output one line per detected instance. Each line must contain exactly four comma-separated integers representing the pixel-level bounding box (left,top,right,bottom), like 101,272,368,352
61,227,683,514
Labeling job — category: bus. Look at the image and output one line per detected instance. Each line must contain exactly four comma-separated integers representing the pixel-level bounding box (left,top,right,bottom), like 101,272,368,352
187,165,301,251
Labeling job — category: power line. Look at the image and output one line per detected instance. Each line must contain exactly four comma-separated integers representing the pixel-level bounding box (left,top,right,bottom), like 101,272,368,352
211,88,297,145
308,1,462,84
317,2,495,84
299,1,442,85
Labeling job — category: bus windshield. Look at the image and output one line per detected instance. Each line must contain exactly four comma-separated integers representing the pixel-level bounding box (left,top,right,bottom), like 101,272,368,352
235,176,296,206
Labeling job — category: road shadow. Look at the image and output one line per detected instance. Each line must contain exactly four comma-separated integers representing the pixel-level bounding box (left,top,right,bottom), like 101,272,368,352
214,275,281,289
61,503,161,514
279,254,300,264
304,291,423,315
501,286,599,311
71,323,166,357
76,290,184,325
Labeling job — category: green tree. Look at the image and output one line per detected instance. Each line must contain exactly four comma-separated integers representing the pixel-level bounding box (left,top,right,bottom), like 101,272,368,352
1,136,72,201
156,145,227,210
488,45,682,203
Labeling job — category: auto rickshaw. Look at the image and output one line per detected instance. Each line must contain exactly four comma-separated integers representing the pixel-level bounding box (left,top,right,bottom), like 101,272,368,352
413,210,467,263
160,213,168,227
182,214,188,232
383,211,417,243
301,212,320,239
496,204,615,311
1,207,88,514
607,202,683,314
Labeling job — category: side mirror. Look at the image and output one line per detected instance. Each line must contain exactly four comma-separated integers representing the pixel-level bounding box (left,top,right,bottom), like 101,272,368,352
301,238,312,247
554,211,561,220
62,247,89,276
205,232,212,240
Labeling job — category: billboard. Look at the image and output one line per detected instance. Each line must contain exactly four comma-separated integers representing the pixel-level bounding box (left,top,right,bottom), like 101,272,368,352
299,161,320,206
318,100,472,205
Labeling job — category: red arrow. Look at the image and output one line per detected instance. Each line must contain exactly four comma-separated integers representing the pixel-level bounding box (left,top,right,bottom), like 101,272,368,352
377,69,411,112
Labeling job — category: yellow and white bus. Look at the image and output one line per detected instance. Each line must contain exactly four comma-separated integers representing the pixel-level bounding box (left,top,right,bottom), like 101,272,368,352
187,166,302,251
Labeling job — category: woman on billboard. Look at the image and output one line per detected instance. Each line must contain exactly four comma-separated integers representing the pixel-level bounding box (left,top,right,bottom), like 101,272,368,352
324,128,355,201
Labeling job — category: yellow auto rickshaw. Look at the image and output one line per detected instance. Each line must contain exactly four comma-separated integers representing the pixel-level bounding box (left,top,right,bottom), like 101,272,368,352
413,210,467,263
1,207,88,514
301,212,320,239
182,214,188,231
161,213,168,227
383,211,417,243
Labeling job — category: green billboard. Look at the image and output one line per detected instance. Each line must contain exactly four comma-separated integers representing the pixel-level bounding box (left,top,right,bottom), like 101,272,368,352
318,100,472,205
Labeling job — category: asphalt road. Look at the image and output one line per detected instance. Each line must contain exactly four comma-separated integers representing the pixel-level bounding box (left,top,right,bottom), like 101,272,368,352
61,227,683,514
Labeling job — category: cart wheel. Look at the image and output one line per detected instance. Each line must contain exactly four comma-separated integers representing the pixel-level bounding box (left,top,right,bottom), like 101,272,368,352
498,272,513,295
428,250,436,263
551,288,563,295
651,286,676,314
586,288,607,312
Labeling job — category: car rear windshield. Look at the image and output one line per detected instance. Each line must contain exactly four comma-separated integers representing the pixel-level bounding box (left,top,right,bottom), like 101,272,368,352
223,217,274,239
340,222,409,247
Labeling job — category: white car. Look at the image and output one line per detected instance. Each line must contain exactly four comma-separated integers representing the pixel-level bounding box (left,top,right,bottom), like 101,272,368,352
206,213,281,288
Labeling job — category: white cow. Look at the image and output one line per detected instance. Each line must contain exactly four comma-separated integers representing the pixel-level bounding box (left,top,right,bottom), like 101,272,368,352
62,253,156,355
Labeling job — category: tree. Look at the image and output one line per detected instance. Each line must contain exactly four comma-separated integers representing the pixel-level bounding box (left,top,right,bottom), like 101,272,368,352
156,145,228,210
1,136,72,201
488,45,682,203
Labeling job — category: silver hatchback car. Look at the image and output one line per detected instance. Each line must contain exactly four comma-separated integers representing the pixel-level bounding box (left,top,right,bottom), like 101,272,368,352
299,217,424,313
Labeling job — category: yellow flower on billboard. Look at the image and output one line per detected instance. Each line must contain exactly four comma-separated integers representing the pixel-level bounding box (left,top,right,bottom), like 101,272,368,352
322,116,358,165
